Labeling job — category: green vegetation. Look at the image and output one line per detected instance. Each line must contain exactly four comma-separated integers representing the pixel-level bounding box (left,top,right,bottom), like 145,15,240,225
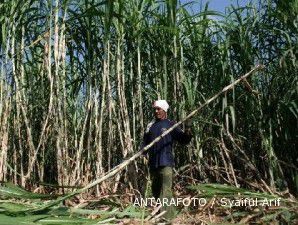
0,183,145,224
0,0,297,224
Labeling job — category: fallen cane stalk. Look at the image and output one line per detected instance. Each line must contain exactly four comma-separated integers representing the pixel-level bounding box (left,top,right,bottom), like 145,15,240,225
32,65,265,212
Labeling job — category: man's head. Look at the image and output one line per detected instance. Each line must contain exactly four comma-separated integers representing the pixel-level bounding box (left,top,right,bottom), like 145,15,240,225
153,100,169,120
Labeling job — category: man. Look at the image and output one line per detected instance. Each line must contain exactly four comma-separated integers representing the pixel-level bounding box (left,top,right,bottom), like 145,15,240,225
142,100,192,220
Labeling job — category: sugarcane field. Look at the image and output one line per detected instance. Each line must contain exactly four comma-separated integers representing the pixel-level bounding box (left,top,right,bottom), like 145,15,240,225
0,0,297,224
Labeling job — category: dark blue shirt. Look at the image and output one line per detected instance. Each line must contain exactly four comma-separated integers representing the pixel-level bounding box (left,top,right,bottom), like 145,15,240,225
142,119,192,169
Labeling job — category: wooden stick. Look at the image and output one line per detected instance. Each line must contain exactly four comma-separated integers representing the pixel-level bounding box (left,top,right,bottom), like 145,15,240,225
33,65,265,211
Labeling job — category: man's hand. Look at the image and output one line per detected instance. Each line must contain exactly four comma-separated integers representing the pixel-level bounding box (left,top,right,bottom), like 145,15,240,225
142,156,148,165
141,153,148,164
185,118,192,128
184,119,193,136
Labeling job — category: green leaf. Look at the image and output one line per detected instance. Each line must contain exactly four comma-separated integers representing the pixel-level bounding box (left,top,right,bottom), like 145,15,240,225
0,183,56,200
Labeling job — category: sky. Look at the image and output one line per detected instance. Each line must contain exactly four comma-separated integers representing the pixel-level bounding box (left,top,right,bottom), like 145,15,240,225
179,0,254,14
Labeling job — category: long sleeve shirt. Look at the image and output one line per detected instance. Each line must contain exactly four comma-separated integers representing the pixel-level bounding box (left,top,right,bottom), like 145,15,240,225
142,119,192,169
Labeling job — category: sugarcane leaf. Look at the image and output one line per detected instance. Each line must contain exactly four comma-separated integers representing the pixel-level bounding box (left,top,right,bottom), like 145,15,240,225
0,183,56,200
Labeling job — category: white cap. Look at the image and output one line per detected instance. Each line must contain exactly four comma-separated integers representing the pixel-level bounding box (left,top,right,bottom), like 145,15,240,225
153,100,169,112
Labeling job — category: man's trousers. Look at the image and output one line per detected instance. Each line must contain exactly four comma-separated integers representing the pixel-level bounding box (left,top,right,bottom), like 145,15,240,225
150,166,176,220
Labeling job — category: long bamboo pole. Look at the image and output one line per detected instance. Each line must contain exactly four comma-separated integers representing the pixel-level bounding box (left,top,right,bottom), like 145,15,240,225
33,65,264,211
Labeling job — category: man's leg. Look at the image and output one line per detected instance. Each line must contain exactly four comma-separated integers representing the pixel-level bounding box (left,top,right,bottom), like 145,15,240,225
160,166,176,220
150,168,162,199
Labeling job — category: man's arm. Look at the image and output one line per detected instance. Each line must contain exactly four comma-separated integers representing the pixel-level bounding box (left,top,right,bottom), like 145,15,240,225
171,120,193,145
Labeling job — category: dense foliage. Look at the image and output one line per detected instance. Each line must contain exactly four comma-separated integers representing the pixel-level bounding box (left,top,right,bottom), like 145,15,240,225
0,0,297,197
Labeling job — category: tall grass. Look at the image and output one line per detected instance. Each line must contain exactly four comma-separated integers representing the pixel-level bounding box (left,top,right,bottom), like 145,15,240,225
0,0,297,199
